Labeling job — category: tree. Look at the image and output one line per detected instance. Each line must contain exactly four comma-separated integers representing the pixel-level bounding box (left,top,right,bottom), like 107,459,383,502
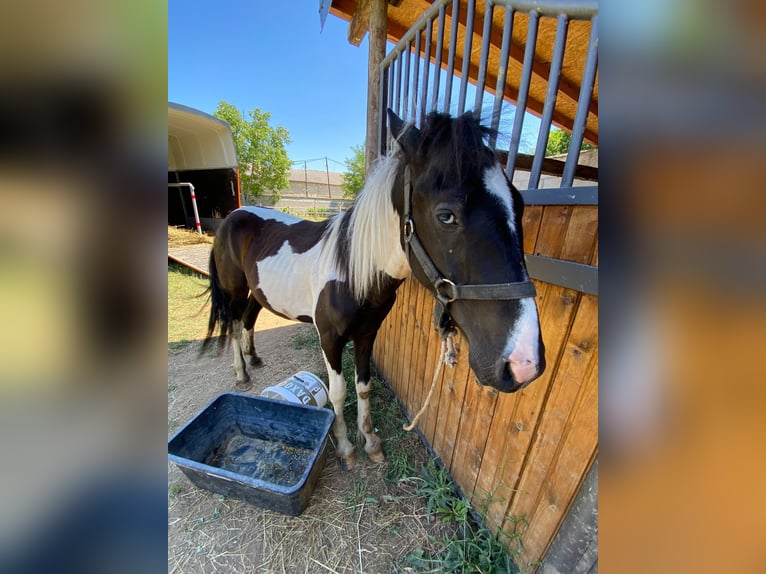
341,144,366,198
214,101,291,202
545,127,595,157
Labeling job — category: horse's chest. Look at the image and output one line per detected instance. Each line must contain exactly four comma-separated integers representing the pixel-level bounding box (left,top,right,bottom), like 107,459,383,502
254,241,328,319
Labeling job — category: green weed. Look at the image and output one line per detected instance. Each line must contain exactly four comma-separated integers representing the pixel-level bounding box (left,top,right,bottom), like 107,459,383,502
404,459,525,573
168,483,185,498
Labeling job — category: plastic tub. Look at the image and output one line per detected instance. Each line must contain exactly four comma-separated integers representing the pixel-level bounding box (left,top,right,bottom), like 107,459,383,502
168,392,335,516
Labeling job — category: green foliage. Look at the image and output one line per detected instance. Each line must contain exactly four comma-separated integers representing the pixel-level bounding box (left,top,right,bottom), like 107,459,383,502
214,101,291,202
405,459,527,573
167,262,209,348
545,127,595,157
341,144,366,198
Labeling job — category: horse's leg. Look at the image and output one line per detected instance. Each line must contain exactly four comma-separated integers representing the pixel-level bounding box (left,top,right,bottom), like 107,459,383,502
319,335,356,470
228,296,252,390
353,334,385,463
241,296,263,367
228,318,251,389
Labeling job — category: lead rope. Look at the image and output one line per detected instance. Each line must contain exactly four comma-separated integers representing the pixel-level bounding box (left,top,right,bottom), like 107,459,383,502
403,332,457,432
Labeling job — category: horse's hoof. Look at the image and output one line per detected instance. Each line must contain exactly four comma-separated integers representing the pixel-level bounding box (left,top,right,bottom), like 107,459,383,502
367,450,386,464
339,453,356,471
235,379,253,391
249,356,263,368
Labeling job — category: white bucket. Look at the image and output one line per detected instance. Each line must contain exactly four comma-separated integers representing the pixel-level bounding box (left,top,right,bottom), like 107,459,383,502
260,371,329,408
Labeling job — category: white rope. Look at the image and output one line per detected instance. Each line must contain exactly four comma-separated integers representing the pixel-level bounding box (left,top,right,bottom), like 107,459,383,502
403,334,455,432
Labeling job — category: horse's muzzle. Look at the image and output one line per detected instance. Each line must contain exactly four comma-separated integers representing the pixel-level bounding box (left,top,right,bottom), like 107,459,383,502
472,353,545,393
503,356,544,391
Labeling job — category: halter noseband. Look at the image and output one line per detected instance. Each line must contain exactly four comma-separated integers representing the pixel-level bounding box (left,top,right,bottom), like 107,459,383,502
401,165,537,338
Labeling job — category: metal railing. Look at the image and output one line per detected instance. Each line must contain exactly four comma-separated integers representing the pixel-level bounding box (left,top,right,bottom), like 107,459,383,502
377,0,598,195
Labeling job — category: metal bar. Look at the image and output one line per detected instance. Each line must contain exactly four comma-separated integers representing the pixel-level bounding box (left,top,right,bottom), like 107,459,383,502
491,0,596,19
431,4,446,113
506,9,539,179
457,0,476,114
390,56,397,116
525,255,598,295
561,15,598,187
394,51,403,116
380,0,452,68
520,186,598,206
383,63,395,152
473,0,495,115
420,18,432,126
444,0,459,112
168,183,202,234
411,32,421,125
378,63,387,155
403,42,411,119
489,6,514,147
529,14,569,190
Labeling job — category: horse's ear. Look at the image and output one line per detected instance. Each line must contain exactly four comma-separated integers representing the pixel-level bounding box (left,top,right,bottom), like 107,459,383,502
387,108,419,156
387,108,405,139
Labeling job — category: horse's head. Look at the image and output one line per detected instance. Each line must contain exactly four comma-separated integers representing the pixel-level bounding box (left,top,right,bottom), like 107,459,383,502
389,110,545,392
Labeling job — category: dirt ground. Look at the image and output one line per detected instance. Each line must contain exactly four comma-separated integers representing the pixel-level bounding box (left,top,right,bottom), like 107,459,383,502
168,311,452,573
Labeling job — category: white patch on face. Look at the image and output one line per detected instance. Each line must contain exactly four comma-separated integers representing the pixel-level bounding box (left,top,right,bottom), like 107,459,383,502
482,164,516,236
504,298,541,381
237,205,302,226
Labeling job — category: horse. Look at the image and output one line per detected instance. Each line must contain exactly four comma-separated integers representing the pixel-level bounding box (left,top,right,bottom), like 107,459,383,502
202,110,545,469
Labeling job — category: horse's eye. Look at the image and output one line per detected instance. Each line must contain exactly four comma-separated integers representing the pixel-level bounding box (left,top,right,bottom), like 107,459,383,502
437,211,456,225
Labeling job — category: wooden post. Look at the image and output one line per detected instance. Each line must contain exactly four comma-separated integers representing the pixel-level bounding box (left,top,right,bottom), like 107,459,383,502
366,0,387,175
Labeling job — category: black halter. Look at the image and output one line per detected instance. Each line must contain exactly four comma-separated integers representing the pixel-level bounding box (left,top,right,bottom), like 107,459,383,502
401,165,537,338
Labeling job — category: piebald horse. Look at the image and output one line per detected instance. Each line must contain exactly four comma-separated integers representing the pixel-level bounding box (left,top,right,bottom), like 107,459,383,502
203,110,545,469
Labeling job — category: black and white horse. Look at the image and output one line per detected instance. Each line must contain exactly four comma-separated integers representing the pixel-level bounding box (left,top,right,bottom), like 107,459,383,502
203,111,545,469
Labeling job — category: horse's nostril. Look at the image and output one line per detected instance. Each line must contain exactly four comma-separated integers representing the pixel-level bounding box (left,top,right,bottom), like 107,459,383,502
508,357,538,385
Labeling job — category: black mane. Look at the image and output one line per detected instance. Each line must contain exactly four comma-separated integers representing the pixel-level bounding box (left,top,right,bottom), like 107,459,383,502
414,112,497,183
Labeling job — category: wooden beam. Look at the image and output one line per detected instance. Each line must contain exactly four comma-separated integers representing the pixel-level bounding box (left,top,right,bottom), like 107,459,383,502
348,0,371,47
365,0,387,173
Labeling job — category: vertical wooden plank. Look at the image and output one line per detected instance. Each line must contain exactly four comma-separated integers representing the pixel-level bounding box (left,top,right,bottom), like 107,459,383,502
383,285,406,395
398,280,417,414
559,206,598,263
404,279,426,415
408,280,431,427
431,331,472,471
393,279,414,405
522,204,544,255
503,294,598,565
521,347,598,567
478,284,580,533
450,375,500,501
419,296,450,446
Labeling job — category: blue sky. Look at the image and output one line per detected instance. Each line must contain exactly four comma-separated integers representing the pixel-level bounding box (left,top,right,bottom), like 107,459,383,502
169,0,541,171
169,0,372,169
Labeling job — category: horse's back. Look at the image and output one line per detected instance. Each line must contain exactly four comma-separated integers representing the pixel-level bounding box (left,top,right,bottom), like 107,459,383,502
215,206,338,321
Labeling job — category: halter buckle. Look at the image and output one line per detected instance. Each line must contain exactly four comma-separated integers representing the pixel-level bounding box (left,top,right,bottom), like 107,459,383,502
403,218,415,242
434,278,457,304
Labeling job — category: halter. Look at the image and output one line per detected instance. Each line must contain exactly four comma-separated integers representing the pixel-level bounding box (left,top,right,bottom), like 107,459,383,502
401,165,537,339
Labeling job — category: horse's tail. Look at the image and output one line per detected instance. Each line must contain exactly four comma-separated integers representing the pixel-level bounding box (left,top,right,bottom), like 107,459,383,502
200,250,232,356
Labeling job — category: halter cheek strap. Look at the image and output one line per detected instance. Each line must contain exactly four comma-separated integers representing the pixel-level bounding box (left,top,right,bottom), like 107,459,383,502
401,165,537,339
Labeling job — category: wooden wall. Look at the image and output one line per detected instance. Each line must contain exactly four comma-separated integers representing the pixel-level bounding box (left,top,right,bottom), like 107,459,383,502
371,203,598,569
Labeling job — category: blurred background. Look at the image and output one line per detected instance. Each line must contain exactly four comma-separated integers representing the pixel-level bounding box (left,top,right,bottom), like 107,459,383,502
0,0,764,572
599,0,766,571
0,1,167,572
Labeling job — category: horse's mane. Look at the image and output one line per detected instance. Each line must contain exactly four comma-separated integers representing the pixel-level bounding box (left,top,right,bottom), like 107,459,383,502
415,112,496,185
342,152,404,302
334,113,497,302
